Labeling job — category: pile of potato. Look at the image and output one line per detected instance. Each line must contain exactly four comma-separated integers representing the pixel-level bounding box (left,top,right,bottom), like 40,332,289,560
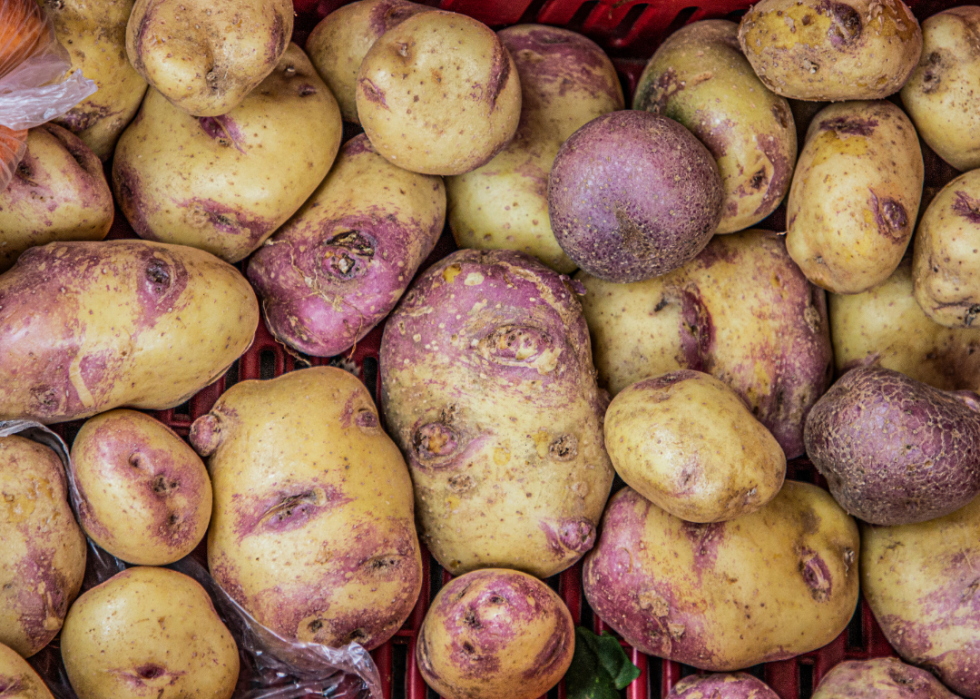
2,0,980,697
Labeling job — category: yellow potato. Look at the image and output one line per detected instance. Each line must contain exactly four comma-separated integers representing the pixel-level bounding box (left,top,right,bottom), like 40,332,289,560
60,567,239,699
605,370,786,523
0,124,113,273
0,435,86,658
786,101,923,294
70,409,212,565
0,641,54,698
44,0,148,160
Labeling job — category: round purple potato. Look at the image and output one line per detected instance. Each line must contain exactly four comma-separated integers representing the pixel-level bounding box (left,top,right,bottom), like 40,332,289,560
548,110,724,283
812,658,961,698
669,673,780,699
805,366,980,526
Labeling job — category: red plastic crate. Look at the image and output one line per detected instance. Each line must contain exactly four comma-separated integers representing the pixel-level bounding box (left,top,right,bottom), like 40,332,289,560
46,0,969,697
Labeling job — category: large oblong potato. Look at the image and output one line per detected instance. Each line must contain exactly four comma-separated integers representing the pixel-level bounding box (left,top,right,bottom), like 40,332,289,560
0,240,258,424
44,0,148,160
190,367,422,650
737,0,922,101
786,101,923,294
126,0,293,117
584,482,860,671
634,20,796,234
913,169,980,328
578,229,833,459
0,641,54,698
0,124,113,273
380,249,614,578
113,43,342,264
901,7,980,172
0,435,86,658
862,495,980,698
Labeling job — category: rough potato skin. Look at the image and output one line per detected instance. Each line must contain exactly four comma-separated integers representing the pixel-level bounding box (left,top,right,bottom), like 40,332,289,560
786,101,923,295
634,20,796,234
583,482,860,671
806,366,980,525
578,229,833,459
44,0,148,160
812,657,961,698
306,0,431,124
0,436,86,658
247,134,445,357
862,495,980,698
668,673,780,699
0,641,54,698
913,169,980,328
356,11,522,176
0,240,259,424
416,569,574,699
113,44,342,264
126,0,293,117
380,249,614,578
192,367,422,650
901,7,980,172
738,0,922,101
549,110,723,283
830,258,980,390
0,124,113,273
604,370,786,523
447,24,623,273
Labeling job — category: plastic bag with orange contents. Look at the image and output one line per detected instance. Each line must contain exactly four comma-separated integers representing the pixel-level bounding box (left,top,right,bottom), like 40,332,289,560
0,0,96,189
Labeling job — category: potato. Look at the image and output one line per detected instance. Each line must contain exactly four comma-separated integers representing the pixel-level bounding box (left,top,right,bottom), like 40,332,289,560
0,641,54,698
786,101,923,295
862,495,980,698
113,44,342,264
812,657,960,698
0,435,86,658
70,409,212,565
380,249,614,578
913,169,980,328
0,124,113,273
447,24,624,273
737,0,922,101
43,0,148,160
416,569,574,699
247,133,445,357
584,482,859,671
356,10,522,176
830,258,980,390
901,7,980,172
306,0,430,124
807,366,980,525
549,111,724,283
60,567,239,699
668,673,779,699
604,370,785,523
634,20,797,234
0,240,259,424
126,0,293,116
190,367,422,649
578,229,833,459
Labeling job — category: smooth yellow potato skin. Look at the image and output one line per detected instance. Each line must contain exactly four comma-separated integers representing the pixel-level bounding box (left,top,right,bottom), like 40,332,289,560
70,409,212,565
0,436,86,658
43,0,148,160
0,125,113,273
901,7,980,172
829,258,980,391
787,101,923,294
60,567,239,699
0,641,54,698
605,371,786,523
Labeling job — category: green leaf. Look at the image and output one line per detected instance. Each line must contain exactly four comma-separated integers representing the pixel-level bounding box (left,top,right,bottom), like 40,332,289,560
565,627,641,699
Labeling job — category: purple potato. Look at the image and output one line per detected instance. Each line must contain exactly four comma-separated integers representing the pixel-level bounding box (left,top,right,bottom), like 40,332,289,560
669,673,780,699
812,658,961,698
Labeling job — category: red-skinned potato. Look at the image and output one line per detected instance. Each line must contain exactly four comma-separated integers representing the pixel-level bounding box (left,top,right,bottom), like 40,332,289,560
812,657,961,698
0,240,259,424
0,641,54,698
191,367,422,650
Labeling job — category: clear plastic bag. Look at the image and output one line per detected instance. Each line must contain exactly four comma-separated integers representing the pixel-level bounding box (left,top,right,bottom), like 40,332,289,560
0,420,385,699
0,0,97,189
